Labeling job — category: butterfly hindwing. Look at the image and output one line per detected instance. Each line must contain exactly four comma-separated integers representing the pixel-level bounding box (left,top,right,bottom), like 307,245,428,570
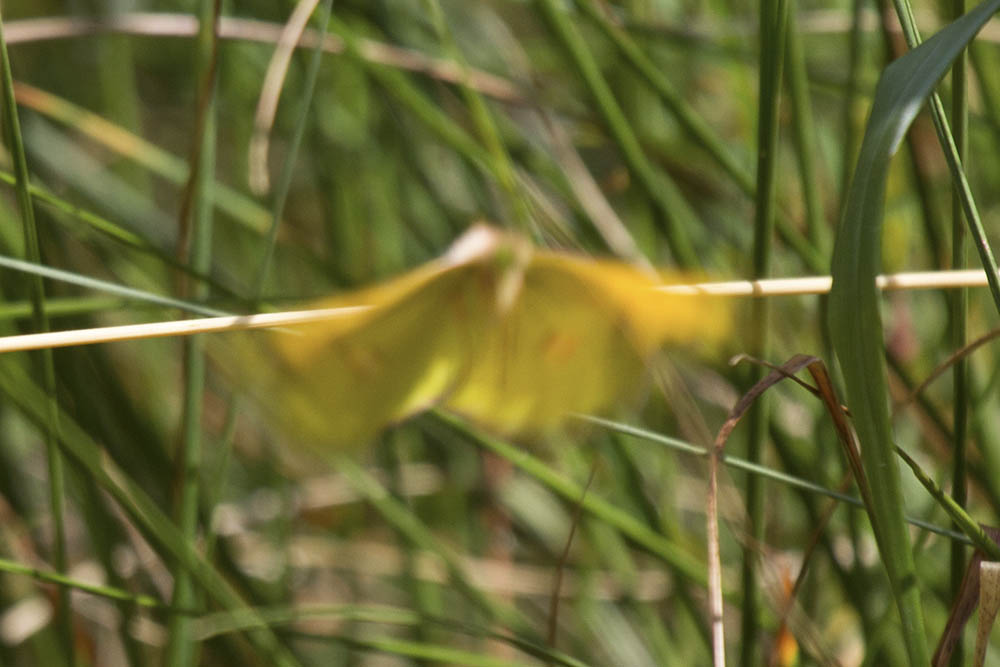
443,255,653,434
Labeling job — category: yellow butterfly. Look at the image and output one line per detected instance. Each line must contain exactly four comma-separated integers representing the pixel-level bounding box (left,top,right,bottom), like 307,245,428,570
239,224,729,449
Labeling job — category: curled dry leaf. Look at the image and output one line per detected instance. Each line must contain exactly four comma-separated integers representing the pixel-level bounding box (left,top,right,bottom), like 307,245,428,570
933,526,1000,666
975,562,1000,667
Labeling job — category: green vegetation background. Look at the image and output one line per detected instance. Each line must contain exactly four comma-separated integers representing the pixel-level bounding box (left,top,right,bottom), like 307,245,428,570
0,0,997,665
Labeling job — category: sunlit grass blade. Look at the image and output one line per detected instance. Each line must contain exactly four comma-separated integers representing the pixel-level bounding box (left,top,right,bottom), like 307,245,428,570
14,81,273,235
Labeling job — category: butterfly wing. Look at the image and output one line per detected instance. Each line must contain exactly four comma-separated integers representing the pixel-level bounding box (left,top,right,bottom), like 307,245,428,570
227,224,728,447
536,254,731,353
442,257,645,434
442,252,729,435
237,260,490,450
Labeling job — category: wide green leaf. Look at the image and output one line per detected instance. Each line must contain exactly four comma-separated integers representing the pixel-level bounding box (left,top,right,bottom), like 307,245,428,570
829,1,1000,664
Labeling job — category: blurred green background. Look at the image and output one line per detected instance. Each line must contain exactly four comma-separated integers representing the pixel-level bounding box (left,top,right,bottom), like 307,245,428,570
0,1,998,665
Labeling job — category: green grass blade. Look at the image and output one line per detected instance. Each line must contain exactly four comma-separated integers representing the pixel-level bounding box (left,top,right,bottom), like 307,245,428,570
296,633,548,667
837,0,865,215
0,296,127,321
575,0,748,196
0,167,233,295
15,82,273,235
437,413,708,586
25,117,176,243
785,10,826,249
0,8,73,662
196,603,592,666
0,555,168,610
421,0,534,232
0,254,229,317
741,1,787,663
93,8,148,199
325,16,496,186
893,445,1000,561
534,0,698,267
584,415,969,542
165,2,220,663
332,454,529,631
829,2,1000,663
889,0,1000,312
572,0,825,274
948,3,971,666
0,357,303,667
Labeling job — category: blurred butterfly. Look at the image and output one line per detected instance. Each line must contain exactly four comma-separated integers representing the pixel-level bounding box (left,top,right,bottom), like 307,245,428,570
238,224,729,449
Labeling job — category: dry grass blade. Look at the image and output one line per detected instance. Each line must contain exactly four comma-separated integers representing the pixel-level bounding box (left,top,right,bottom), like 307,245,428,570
706,423,725,666
537,110,649,267
719,355,821,443
547,462,598,650
727,353,824,398
718,355,883,666
0,268,994,354
709,354,822,667
4,13,522,101
933,527,1000,666
659,268,990,296
896,325,1000,410
248,0,321,195
974,562,1000,667
766,486,846,667
803,360,876,524
0,306,370,353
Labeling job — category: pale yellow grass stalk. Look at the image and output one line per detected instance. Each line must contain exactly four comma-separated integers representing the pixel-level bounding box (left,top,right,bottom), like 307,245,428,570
0,269,990,354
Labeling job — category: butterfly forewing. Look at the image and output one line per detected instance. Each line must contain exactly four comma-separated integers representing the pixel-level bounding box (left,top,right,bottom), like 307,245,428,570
250,261,491,449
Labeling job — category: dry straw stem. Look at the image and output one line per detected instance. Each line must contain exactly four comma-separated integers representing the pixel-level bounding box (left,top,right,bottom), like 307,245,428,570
248,0,321,195
4,13,521,102
0,268,990,355
664,268,989,296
